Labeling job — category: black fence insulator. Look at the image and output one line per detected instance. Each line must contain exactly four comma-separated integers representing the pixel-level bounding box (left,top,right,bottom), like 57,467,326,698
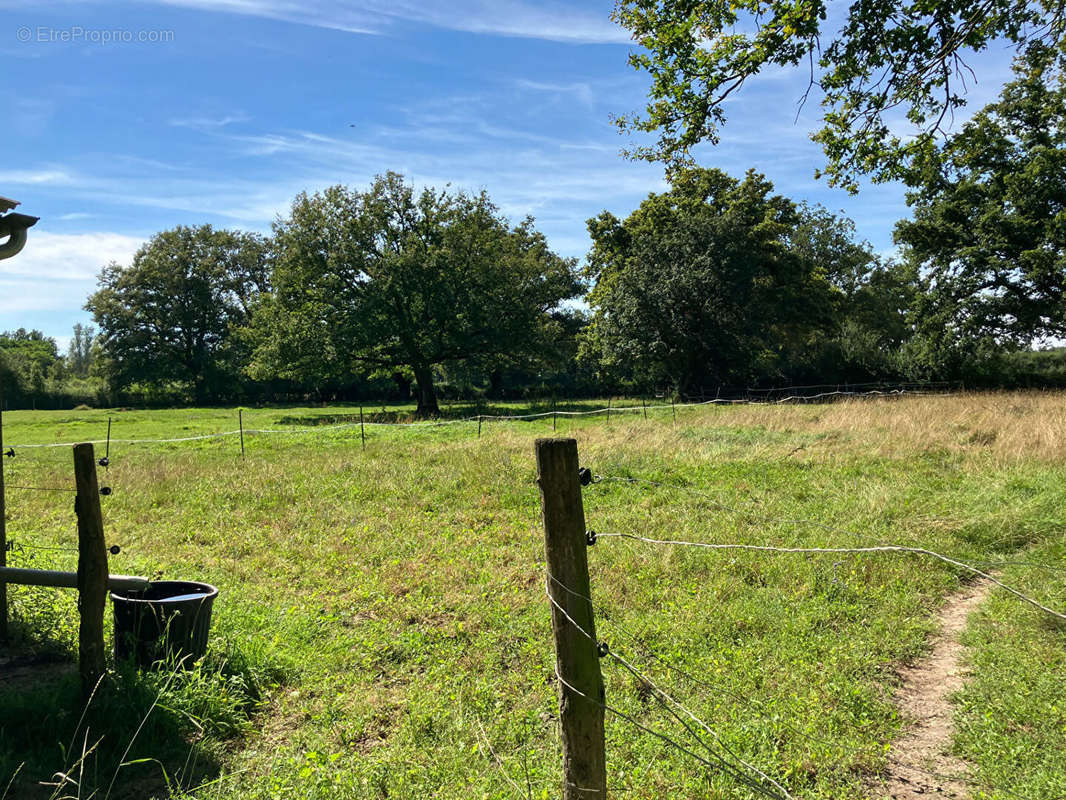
596,641,610,658
99,486,112,496
586,530,598,546
109,545,120,555
98,457,109,467
578,467,593,486
4,448,13,458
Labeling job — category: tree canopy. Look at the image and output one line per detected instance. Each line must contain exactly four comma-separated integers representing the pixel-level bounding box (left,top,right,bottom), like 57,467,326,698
66,323,96,379
252,172,582,415
582,168,849,392
611,0,1063,190
86,225,270,402
0,328,59,375
0,329,59,403
895,44,1066,373
790,204,918,377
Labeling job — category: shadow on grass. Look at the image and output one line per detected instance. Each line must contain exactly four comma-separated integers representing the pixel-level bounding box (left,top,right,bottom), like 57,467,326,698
0,622,284,800
273,398,629,427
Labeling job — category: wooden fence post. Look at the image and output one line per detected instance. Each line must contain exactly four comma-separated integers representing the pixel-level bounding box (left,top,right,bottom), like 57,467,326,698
642,396,647,421
360,405,366,451
73,443,108,698
536,438,607,799
606,397,612,426
239,410,245,459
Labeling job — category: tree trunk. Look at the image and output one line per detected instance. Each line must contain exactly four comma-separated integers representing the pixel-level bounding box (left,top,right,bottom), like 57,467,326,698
392,372,412,400
413,365,440,417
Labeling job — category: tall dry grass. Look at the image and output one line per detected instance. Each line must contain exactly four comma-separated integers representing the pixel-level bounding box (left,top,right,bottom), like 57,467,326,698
479,390,1066,467
685,390,1066,462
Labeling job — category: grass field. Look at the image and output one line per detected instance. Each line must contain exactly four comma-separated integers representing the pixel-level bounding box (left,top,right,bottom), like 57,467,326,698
1,393,1064,799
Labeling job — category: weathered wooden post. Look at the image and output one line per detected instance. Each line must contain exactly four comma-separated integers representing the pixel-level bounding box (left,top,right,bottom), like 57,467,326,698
642,396,647,421
606,397,612,426
73,443,108,697
360,405,366,451
536,438,607,799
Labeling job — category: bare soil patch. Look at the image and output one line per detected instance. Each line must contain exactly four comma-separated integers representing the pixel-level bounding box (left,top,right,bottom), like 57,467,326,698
873,579,992,799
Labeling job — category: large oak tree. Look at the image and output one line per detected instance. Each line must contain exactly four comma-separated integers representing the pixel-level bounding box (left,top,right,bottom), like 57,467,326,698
86,225,270,402
252,173,581,416
582,168,841,392
895,44,1066,374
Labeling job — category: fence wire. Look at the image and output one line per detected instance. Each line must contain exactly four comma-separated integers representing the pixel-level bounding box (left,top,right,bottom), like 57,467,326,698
545,573,793,800
6,386,943,451
593,532,1066,622
591,473,1066,578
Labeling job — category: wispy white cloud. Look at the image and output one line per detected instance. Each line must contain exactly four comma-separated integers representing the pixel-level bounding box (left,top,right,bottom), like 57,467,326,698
170,112,250,131
386,0,630,44
155,0,381,34
514,79,596,106
0,168,78,186
1,231,144,315
0,231,143,281
1,105,666,257
152,0,630,44
1,275,102,315
213,126,666,225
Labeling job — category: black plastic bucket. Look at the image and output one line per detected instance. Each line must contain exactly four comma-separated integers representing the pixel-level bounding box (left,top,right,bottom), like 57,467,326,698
111,580,218,669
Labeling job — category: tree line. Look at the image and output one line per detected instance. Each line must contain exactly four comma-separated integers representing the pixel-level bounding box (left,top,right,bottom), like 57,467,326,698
0,324,99,409
4,45,1066,413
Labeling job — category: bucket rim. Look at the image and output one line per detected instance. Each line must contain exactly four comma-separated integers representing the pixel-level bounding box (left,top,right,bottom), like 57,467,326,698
110,580,219,603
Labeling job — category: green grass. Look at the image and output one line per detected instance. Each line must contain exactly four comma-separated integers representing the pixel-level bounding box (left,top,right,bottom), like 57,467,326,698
1,394,1064,799
955,536,1066,799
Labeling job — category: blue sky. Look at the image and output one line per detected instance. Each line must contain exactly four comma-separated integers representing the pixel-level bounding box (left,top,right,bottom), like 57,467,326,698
2,0,1020,345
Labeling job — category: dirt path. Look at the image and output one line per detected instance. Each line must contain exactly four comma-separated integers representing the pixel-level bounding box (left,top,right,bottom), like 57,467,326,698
872,578,992,800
